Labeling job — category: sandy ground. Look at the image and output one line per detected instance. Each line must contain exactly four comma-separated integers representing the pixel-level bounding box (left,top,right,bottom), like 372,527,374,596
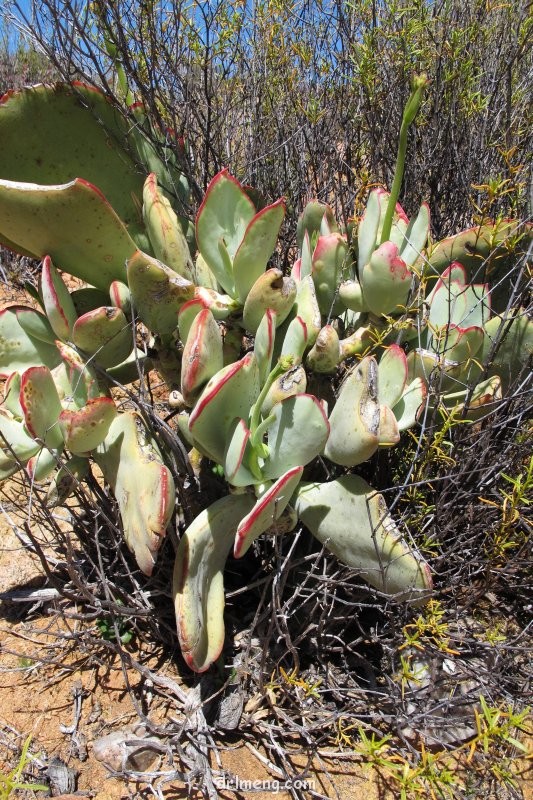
0,505,395,800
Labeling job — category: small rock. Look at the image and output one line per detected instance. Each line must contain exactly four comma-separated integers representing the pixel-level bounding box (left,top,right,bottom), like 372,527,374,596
46,757,78,795
92,729,163,773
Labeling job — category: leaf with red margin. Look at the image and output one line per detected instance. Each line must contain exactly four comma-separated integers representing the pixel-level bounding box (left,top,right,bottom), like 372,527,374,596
196,169,256,295
59,397,117,454
173,492,255,672
253,308,277,385
127,249,195,334
378,344,408,410
232,198,286,302
0,83,145,238
280,315,308,361
94,411,175,576
189,353,260,464
27,446,63,483
0,306,61,378
223,418,256,487
0,178,136,289
294,475,433,603
19,366,63,448
178,297,207,344
181,308,223,406
40,255,78,340
234,466,303,558
393,377,426,431
54,341,101,407
72,306,132,368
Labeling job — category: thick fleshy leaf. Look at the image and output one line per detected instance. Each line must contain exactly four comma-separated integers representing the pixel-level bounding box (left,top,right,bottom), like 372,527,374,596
72,287,112,317
0,83,146,239
339,326,374,361
95,411,175,576
181,309,224,405
73,307,132,368
143,172,193,280
482,312,533,391
306,324,340,373
55,341,101,406
0,306,61,378
294,275,321,347
234,466,303,557
293,475,433,600
223,418,256,487
193,252,219,291
106,350,151,386
357,189,382,273
0,408,40,476
19,366,63,448
378,345,408,409
27,446,63,482
433,324,484,364
260,365,307,416
59,397,117,454
196,169,255,295
262,394,329,480
108,281,132,317
254,309,277,385
0,178,135,289
299,231,313,280
189,354,260,463
361,241,412,316
46,455,90,507
127,249,194,334
15,306,55,344
40,256,78,341
242,269,297,333
339,279,366,312
399,203,430,266
324,356,380,467
194,286,239,320
281,315,308,361
311,232,348,315
3,372,22,417
178,297,207,345
426,221,531,276
393,378,426,431
173,493,255,672
296,201,338,249
378,404,400,447
233,199,286,302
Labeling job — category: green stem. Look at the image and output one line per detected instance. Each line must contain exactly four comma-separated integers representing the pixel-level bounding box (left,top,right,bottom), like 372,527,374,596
380,75,428,245
249,355,294,442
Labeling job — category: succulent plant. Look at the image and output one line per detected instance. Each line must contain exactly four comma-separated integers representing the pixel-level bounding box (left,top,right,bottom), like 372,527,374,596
0,79,530,674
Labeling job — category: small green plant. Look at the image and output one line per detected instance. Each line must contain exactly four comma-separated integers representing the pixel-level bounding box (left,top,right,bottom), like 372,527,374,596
96,603,134,645
267,666,323,700
0,735,48,799
480,453,533,561
399,599,459,655
466,696,530,762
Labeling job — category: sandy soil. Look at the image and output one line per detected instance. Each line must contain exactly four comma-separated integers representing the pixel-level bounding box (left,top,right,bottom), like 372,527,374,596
0,491,395,800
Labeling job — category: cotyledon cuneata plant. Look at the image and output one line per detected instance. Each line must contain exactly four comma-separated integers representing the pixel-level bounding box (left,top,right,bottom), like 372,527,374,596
0,79,531,671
